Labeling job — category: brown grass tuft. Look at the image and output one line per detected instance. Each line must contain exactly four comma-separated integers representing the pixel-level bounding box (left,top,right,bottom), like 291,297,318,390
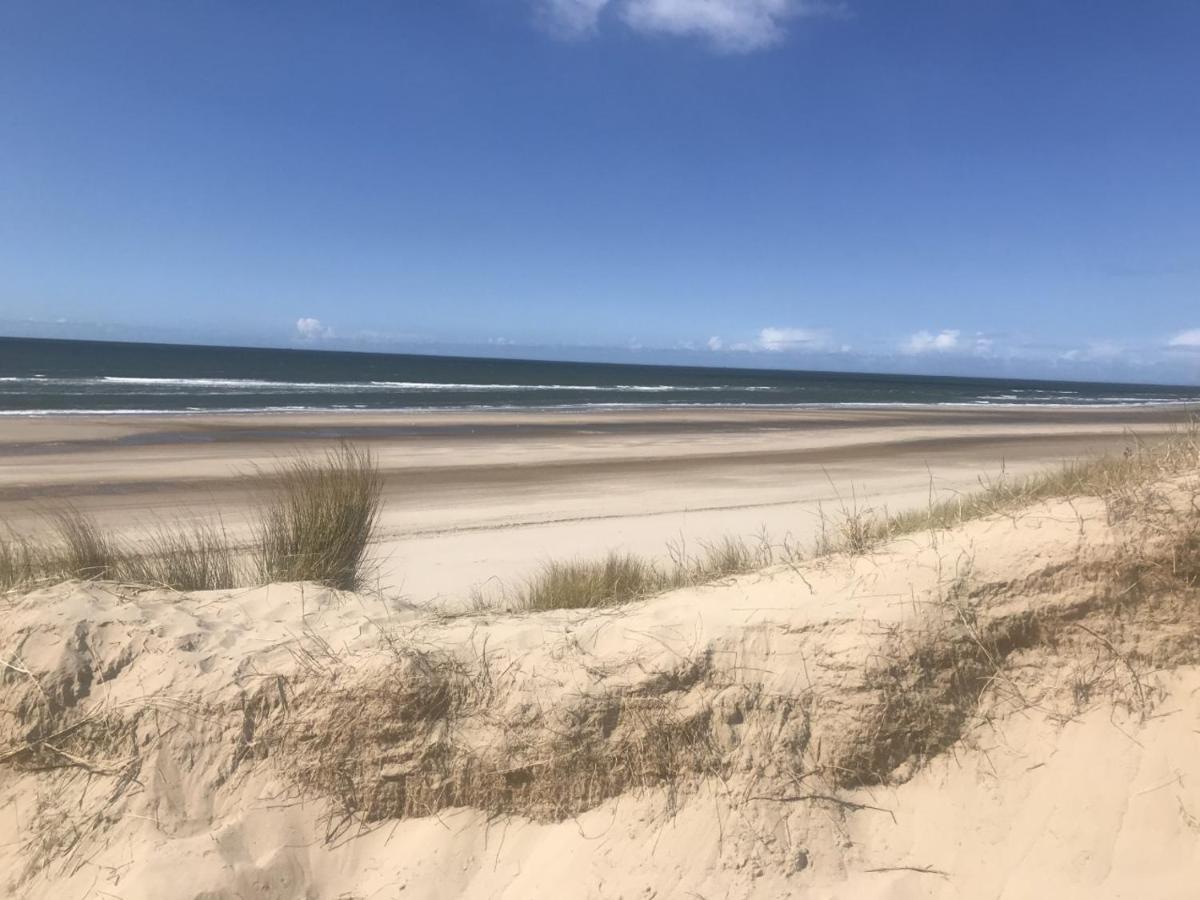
516,536,775,611
1,443,383,594
519,553,665,611
835,607,1042,787
0,529,38,592
264,648,795,835
254,443,383,591
124,520,244,591
45,509,124,581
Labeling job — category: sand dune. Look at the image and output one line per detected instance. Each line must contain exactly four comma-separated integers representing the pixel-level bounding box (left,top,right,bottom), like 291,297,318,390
3,439,1199,897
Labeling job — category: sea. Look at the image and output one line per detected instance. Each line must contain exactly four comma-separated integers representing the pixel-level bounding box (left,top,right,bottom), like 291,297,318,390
1,336,1198,415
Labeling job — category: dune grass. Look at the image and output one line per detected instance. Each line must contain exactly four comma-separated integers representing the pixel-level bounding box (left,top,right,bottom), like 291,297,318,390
519,553,664,611
253,444,383,591
0,444,382,594
0,530,38,591
1,510,129,591
45,509,123,581
125,520,244,591
516,536,773,611
0,514,247,595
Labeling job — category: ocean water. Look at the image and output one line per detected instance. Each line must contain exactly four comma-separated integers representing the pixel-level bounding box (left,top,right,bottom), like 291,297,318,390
1,336,1198,414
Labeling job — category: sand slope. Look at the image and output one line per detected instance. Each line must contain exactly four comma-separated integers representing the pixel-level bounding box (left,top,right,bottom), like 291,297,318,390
2,491,1199,898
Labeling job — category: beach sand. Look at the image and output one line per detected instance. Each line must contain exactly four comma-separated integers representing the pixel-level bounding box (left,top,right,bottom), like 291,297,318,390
0,405,1191,602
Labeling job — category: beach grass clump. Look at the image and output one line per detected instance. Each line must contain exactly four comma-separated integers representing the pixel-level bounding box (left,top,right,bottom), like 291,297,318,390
0,510,129,592
680,536,767,582
124,520,244,591
1,443,383,594
520,552,666,611
253,444,383,591
517,536,773,612
0,529,39,592
45,508,125,582
1,511,232,593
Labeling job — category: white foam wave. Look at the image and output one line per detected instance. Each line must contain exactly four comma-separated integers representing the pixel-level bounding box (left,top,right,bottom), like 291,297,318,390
0,376,775,393
2,398,1198,417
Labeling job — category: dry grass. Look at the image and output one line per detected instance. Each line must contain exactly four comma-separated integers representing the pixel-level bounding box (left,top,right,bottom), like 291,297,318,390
124,520,244,591
0,530,38,591
516,536,774,611
1,510,128,591
44,509,124,581
0,444,383,594
830,441,1200,788
253,444,383,591
677,534,773,582
519,553,666,611
1,513,248,595
265,647,792,834
836,602,1042,787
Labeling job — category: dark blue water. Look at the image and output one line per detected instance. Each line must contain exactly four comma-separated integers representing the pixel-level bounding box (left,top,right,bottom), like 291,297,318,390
1,336,1198,414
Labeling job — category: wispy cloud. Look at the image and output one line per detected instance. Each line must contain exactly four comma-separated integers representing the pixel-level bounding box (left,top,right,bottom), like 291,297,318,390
903,329,960,354
1060,340,1125,363
534,0,842,52
707,335,724,351
1168,329,1200,349
756,326,833,352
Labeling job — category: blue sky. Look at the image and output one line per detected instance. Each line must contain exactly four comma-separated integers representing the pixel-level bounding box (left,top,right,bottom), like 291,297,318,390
1,1,1198,383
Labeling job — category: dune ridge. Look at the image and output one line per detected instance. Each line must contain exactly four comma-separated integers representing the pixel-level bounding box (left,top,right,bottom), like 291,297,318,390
2,431,1199,897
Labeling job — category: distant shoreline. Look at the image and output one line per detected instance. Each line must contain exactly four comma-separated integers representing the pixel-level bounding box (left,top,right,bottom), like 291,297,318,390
0,398,1198,421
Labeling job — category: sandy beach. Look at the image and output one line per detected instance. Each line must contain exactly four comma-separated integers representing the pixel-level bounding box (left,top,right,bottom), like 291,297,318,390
0,405,1192,601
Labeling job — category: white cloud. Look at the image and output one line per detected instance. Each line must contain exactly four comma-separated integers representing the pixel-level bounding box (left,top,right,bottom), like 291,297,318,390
707,336,724,351
904,329,961,354
295,317,332,340
757,326,832,352
1168,329,1200,349
535,0,839,52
